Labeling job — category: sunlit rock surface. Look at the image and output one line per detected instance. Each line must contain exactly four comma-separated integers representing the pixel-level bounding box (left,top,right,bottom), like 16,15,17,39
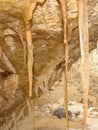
0,0,98,127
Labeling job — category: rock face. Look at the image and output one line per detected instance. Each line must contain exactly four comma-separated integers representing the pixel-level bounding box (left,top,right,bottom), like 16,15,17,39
0,0,98,126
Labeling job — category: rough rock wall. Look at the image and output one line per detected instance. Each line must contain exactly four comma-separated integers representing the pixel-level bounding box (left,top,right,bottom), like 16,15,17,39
0,0,98,126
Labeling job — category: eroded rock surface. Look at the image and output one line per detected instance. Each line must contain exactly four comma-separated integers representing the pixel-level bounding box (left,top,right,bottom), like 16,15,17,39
0,0,98,127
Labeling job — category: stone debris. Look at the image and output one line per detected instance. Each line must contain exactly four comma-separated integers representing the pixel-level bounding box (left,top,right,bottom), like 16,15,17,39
43,100,98,120
52,107,80,121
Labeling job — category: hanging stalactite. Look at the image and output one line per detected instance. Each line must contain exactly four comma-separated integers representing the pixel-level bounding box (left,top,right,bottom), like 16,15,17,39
23,1,46,130
23,0,37,98
58,0,69,129
23,0,46,98
23,1,37,129
78,0,90,129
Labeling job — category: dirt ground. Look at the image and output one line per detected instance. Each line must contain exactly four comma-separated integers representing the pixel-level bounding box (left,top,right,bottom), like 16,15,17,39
11,50,98,130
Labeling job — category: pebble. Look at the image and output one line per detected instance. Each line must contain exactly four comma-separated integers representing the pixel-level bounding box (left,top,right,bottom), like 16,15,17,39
53,107,72,119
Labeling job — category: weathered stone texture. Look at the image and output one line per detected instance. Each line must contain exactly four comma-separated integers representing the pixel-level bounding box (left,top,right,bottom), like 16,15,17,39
0,0,98,126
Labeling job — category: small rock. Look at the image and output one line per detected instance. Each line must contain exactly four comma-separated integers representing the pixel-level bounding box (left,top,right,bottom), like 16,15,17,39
68,101,77,105
88,107,95,112
57,98,64,106
78,113,83,119
90,111,98,118
74,111,80,117
49,86,55,91
53,107,72,119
